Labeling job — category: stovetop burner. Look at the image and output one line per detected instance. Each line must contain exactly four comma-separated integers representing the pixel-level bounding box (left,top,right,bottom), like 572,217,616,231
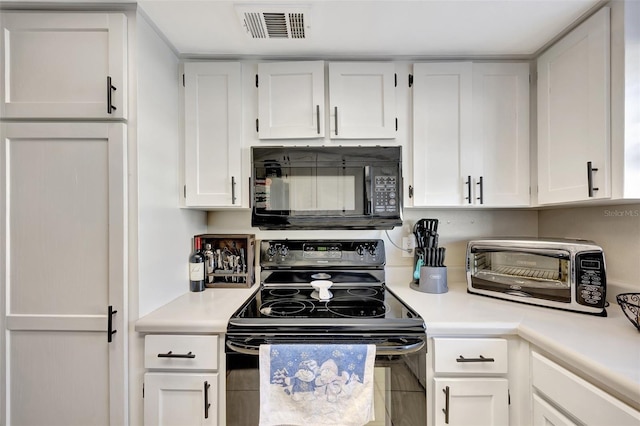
256,287,389,319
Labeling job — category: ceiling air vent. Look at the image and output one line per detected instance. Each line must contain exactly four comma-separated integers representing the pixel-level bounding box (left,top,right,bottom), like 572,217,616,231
236,6,309,39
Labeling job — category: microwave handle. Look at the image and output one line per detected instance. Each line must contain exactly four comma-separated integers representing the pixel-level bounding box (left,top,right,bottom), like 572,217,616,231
364,165,372,215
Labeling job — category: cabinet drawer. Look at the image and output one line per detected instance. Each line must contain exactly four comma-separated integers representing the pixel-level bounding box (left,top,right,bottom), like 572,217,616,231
531,351,640,425
433,338,507,374
145,335,219,371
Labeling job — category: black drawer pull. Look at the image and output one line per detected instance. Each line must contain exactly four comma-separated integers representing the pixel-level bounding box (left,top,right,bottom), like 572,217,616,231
456,355,495,363
157,351,196,359
204,381,211,419
442,386,450,424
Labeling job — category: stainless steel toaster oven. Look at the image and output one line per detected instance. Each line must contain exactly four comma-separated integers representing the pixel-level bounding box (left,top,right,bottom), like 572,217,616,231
466,238,607,316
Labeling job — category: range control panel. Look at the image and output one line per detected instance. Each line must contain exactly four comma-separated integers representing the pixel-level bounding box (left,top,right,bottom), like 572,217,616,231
260,239,385,267
575,251,606,307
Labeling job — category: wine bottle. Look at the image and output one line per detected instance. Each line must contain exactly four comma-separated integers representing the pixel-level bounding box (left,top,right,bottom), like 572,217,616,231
189,237,205,292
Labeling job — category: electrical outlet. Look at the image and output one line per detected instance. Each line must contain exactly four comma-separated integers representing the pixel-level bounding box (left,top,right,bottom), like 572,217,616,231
402,236,415,257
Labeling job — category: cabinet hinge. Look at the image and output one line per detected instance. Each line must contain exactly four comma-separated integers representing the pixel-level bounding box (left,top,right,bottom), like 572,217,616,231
256,118,259,133
395,118,398,131
394,73,397,87
408,74,413,87
182,74,185,87
408,185,414,198
255,74,259,88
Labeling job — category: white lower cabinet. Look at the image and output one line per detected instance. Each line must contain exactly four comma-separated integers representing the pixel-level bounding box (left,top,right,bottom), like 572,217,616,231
143,334,221,425
145,373,218,426
431,338,510,426
434,378,509,426
531,351,640,426
532,394,578,426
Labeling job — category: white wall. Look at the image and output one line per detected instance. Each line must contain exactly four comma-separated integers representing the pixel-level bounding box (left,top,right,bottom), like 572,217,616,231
136,14,206,318
130,11,207,426
539,203,640,289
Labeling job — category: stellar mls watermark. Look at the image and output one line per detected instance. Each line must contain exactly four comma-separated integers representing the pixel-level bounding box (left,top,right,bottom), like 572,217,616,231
603,209,640,217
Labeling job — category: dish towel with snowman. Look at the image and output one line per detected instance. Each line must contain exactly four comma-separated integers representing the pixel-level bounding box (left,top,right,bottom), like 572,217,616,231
259,344,376,426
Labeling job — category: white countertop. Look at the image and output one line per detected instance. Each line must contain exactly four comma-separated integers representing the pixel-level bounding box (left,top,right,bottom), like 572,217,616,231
135,268,640,411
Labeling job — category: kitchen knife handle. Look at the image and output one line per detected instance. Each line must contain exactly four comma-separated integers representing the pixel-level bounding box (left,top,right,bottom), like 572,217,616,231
107,76,117,114
442,386,450,424
476,176,484,204
464,176,472,204
587,161,599,197
204,381,211,419
334,106,338,136
316,105,321,134
231,176,237,204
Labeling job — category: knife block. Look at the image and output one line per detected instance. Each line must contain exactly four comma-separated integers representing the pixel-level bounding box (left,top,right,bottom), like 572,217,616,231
411,266,448,294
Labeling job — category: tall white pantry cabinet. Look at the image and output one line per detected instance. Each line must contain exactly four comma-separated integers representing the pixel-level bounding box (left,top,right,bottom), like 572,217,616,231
1,11,128,425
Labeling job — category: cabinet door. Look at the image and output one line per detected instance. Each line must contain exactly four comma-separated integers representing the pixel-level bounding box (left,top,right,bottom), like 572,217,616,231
434,378,509,426
184,62,243,207
1,12,127,119
412,62,473,206
1,123,127,425
329,62,397,139
537,7,610,204
472,63,530,206
533,394,578,426
145,373,218,426
258,61,325,139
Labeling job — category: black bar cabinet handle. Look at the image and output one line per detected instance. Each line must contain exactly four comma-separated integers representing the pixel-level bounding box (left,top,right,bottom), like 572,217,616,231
587,161,599,197
204,381,211,419
464,176,472,204
476,176,484,204
456,354,495,363
157,351,196,359
231,176,236,204
107,76,117,114
108,305,117,343
316,105,321,134
442,386,450,424
334,106,338,136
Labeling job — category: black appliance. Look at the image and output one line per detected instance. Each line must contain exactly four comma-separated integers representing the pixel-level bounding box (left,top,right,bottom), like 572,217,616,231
251,146,403,230
225,239,427,426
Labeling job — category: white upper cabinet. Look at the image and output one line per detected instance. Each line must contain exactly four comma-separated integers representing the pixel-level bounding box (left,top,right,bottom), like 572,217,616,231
472,63,530,206
412,62,529,207
537,7,610,205
412,62,473,206
1,12,128,120
329,62,397,139
184,62,244,207
257,61,325,139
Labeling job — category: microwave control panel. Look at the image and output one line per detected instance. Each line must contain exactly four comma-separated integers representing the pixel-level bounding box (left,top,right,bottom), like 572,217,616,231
373,175,398,214
575,251,606,307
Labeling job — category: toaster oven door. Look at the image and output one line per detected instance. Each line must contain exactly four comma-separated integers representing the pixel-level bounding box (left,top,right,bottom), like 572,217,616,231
468,247,572,302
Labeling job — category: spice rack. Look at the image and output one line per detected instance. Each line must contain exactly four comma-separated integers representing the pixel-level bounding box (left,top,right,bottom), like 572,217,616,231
196,234,255,288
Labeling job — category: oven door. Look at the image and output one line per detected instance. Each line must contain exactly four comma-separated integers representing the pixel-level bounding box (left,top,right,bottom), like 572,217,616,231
225,336,427,426
467,246,572,302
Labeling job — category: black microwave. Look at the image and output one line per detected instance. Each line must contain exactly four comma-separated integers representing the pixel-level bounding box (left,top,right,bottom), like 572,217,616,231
251,146,403,230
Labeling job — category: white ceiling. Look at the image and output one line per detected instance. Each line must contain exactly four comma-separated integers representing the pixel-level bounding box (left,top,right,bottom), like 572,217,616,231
138,0,602,58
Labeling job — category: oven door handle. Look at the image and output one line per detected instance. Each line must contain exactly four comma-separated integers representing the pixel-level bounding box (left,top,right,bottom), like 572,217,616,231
226,340,425,356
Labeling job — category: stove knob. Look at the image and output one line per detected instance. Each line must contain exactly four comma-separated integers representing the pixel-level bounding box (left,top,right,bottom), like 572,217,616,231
355,245,366,256
279,245,289,258
266,244,277,259
368,244,378,257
